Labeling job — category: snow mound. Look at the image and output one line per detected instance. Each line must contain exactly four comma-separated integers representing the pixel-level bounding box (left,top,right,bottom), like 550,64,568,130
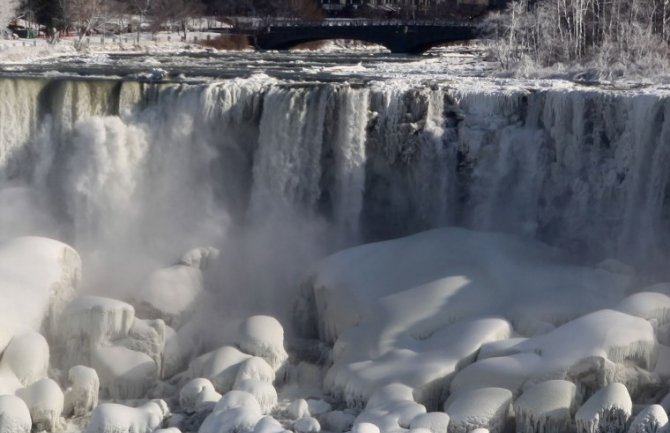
356,383,426,432
85,400,169,433
180,378,222,414
238,316,288,371
512,380,577,433
234,357,275,386
233,379,277,414
444,387,512,433
63,365,99,417
189,346,252,393
1,331,49,387
0,395,31,433
410,412,450,433
16,378,64,431
288,399,311,419
294,417,321,433
321,411,355,432
627,404,668,433
92,345,157,399
575,383,632,433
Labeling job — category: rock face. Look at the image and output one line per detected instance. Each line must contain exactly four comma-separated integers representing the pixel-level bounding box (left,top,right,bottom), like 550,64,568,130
575,383,632,433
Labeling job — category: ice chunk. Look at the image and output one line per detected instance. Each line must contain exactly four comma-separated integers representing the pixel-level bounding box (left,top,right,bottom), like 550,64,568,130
234,357,276,386
356,383,426,431
63,365,99,417
91,345,157,399
59,296,134,367
294,417,321,433
179,378,222,414
16,378,64,431
627,404,667,433
233,379,277,414
575,383,631,433
410,412,450,433
189,346,252,393
321,411,355,432
512,380,577,433
288,399,310,419
238,316,288,371
0,331,49,386
85,400,169,433
0,395,31,433
444,387,512,433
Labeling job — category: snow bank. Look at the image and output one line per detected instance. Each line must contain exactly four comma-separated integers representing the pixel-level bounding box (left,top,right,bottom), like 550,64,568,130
16,378,63,431
180,378,222,414
512,380,577,433
575,383,631,433
627,404,667,433
0,395,31,433
85,400,169,433
443,387,512,433
63,365,99,417
238,316,288,371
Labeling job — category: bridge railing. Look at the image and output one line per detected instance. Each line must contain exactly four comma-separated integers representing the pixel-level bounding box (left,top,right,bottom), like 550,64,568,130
212,18,474,32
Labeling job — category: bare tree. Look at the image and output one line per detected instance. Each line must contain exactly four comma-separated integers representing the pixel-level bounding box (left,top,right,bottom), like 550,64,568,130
149,0,205,38
1,0,19,36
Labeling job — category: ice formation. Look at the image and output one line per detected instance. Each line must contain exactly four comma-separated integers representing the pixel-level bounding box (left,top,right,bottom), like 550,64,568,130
355,384,427,431
0,395,31,433
512,380,577,433
233,379,277,414
627,405,668,433
63,366,100,417
293,417,321,433
444,387,512,433
16,378,63,431
85,400,169,433
409,412,450,433
321,411,355,432
92,345,157,399
575,383,632,433
1,331,49,387
199,391,263,433
179,378,222,414
237,316,288,371
188,347,252,393
234,357,276,387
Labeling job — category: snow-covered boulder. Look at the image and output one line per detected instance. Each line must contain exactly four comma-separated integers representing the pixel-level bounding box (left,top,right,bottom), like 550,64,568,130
59,296,134,367
410,412,450,433
0,395,31,433
214,391,262,414
234,357,275,387
351,423,381,433
513,380,577,433
163,322,201,380
199,403,261,433
294,417,321,433
233,379,277,414
575,383,632,433
155,429,182,433
444,387,512,433
189,346,252,393
63,365,99,417
237,316,288,371
118,318,166,374
179,247,219,269
627,404,667,433
180,378,222,414
288,399,310,420
85,400,169,433
253,416,284,433
356,384,426,432
92,345,157,399
1,331,49,387
306,400,332,418
16,378,63,431
617,292,670,327
321,411,355,432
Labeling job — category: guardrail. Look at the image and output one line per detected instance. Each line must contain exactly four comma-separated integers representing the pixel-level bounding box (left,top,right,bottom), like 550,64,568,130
213,18,474,32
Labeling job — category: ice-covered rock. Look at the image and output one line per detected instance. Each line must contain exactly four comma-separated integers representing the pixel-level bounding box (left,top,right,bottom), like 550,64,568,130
288,399,310,419
661,394,670,415
575,383,632,433
234,357,276,386
233,379,277,414
16,378,63,431
512,380,577,433
410,412,450,433
92,345,157,399
306,399,332,418
627,404,667,433
199,403,261,433
118,318,166,375
321,411,355,432
163,322,201,380
0,368,22,396
180,378,222,414
59,296,134,367
63,365,99,417
351,423,381,433
155,429,182,433
238,316,288,371
294,416,321,433
0,237,81,344
356,384,426,431
189,346,252,393
214,391,262,414
85,400,169,433
617,292,670,327
0,331,49,387
179,247,219,270
444,387,512,433
253,416,284,433
0,395,31,433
